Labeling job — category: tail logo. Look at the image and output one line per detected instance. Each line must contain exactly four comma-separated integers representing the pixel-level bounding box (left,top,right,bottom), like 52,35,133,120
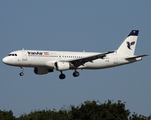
127,41,135,50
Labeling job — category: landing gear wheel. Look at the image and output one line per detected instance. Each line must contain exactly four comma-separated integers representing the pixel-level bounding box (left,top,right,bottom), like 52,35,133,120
73,71,80,77
20,72,24,76
19,67,24,76
59,74,66,79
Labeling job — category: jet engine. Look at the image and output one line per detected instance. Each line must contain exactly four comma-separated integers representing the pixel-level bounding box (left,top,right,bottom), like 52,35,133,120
34,68,53,75
54,62,70,71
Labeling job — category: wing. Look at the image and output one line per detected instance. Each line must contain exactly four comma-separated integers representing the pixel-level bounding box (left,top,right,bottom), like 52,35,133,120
60,51,114,68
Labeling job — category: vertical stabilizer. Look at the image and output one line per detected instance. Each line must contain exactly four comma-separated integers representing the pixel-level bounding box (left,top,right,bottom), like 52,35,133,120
116,30,139,56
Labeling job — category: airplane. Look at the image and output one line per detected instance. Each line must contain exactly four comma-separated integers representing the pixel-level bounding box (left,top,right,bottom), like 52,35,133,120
2,30,148,79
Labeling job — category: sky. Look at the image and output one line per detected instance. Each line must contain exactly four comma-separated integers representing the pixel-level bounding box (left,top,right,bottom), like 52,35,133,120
0,0,151,117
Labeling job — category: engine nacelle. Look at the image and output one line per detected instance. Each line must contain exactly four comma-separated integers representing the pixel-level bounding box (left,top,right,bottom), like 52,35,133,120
54,62,70,71
34,68,53,75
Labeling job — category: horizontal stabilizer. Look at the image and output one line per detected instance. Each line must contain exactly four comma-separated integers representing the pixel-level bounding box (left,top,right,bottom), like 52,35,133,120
125,55,148,60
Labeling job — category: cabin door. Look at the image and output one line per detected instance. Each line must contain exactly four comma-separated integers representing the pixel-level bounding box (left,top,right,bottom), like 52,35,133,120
22,50,27,60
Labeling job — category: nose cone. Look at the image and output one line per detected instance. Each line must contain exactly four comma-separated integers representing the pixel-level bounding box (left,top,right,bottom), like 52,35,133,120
2,57,8,64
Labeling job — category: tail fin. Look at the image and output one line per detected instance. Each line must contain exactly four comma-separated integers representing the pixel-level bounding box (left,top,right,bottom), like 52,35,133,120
116,30,139,56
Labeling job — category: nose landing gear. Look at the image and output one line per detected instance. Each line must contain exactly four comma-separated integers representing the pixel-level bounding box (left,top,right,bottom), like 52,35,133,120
19,67,24,76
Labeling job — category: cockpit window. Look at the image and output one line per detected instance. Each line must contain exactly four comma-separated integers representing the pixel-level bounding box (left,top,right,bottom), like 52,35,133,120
8,54,17,56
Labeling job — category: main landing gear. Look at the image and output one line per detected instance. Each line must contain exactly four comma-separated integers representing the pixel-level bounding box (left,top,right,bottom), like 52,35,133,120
73,71,80,77
59,71,66,79
59,70,80,79
19,67,24,76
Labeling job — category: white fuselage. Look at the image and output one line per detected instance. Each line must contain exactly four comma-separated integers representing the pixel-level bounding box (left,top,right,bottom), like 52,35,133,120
2,50,141,70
